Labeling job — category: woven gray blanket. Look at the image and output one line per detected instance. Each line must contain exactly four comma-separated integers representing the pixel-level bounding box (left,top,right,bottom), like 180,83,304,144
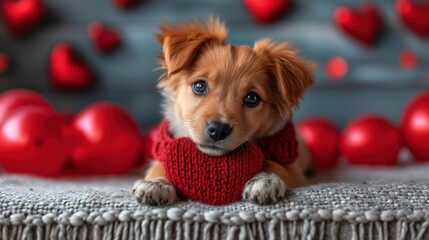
1,165,429,240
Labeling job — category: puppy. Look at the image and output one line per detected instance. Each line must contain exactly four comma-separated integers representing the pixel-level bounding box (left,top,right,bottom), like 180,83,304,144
132,18,314,205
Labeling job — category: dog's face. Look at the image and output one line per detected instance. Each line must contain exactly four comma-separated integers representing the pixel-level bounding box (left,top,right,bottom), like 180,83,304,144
157,19,313,156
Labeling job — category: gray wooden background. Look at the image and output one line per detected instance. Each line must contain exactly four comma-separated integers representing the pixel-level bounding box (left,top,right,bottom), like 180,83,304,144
0,0,428,131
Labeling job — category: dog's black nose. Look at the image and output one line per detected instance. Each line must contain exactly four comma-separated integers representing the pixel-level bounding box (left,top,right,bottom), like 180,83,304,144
207,121,232,141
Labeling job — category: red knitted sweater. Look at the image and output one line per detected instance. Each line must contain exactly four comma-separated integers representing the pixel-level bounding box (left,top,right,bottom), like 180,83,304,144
149,119,298,205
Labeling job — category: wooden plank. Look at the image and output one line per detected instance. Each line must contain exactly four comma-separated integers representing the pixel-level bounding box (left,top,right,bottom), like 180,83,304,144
0,86,418,129
0,0,427,128
294,88,421,127
36,0,413,24
1,22,428,93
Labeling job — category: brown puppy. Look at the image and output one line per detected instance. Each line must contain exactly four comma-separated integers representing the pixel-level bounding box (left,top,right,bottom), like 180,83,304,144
132,18,314,205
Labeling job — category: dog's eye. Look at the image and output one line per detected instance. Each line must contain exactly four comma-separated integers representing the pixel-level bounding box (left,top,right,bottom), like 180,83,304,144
192,80,208,95
244,92,260,107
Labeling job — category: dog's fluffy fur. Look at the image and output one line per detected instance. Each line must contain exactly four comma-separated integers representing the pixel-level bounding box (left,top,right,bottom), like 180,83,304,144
132,18,314,205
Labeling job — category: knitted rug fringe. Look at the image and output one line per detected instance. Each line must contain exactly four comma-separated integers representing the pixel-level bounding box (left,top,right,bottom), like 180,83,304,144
1,220,429,240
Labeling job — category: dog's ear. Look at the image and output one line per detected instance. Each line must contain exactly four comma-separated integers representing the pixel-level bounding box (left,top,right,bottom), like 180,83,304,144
253,38,315,116
157,18,228,77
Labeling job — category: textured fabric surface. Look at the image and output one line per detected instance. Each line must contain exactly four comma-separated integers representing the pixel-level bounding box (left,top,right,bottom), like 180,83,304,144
150,119,297,205
164,138,264,205
1,165,429,240
151,119,298,166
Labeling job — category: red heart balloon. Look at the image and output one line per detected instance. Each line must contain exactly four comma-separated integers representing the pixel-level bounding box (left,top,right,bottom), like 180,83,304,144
0,0,45,36
114,0,141,9
402,91,429,161
297,118,340,170
244,0,292,24
396,0,429,37
70,102,141,175
50,43,95,90
334,3,382,46
0,107,67,177
341,115,402,166
88,21,122,54
164,138,264,205
0,89,53,125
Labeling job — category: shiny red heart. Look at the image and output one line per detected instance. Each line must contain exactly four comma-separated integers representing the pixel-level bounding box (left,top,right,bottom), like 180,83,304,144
396,0,429,37
244,0,292,24
0,106,67,177
334,4,382,46
114,0,141,9
70,102,141,175
0,89,53,125
1,0,45,36
88,21,121,54
164,138,264,205
50,43,94,90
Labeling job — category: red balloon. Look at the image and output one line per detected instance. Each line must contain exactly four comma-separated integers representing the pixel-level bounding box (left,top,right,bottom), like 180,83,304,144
297,117,340,170
70,102,141,174
402,92,429,161
0,107,67,176
0,89,53,125
244,0,292,24
341,115,402,166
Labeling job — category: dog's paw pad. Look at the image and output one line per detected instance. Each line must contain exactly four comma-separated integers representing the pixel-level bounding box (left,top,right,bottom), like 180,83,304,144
131,178,178,206
242,172,286,205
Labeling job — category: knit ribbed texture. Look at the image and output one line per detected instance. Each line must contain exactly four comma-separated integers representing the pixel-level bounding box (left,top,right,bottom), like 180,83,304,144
257,121,298,166
151,120,173,161
149,119,297,205
163,138,264,205
152,119,298,166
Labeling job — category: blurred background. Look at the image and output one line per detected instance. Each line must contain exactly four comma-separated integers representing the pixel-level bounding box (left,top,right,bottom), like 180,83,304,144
1,0,427,131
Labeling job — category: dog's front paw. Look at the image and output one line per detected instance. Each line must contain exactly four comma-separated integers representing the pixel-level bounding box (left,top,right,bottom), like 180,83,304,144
131,177,179,206
242,172,287,205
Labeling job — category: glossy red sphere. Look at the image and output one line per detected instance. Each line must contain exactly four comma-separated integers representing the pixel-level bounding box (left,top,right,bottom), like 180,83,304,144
70,102,141,174
297,117,340,170
0,107,66,176
402,92,429,161
341,115,402,166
